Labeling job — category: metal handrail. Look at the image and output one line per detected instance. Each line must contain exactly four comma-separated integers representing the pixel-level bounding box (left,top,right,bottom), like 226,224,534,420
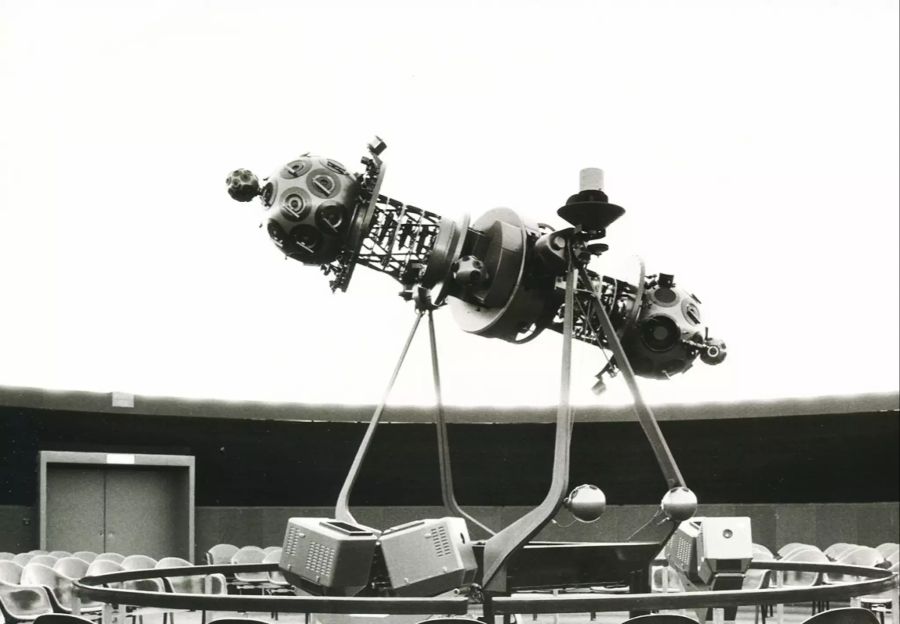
75,564,469,615
74,560,897,616
491,562,896,615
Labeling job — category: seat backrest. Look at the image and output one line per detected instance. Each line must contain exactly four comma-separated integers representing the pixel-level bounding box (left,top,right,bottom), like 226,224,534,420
157,557,192,568
94,552,124,563
262,546,281,555
72,552,98,563
28,551,49,556
54,557,89,579
205,544,238,565
824,545,884,585
121,554,158,570
620,616,699,624
0,552,14,561
21,563,58,587
262,550,282,564
231,546,266,564
875,542,899,564
29,555,58,567
780,547,828,587
778,542,814,558
824,543,855,559
12,552,34,566
47,551,71,560
841,546,886,567
802,607,880,624
0,561,24,584
86,559,124,577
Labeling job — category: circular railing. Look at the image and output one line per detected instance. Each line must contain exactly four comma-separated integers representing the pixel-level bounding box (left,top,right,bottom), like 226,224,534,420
74,560,898,619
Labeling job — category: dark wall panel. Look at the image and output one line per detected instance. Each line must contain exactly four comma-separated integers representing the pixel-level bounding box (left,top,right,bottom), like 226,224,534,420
0,406,897,507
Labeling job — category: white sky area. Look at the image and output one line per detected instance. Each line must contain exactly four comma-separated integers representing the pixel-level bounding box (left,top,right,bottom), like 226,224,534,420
1,1,898,408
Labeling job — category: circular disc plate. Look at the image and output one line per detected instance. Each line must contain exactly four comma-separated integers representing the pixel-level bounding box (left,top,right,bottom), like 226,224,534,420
448,207,527,335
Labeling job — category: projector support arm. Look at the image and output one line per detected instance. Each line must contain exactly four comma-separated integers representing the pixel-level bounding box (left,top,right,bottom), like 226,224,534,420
481,254,578,595
335,309,426,525
427,309,496,537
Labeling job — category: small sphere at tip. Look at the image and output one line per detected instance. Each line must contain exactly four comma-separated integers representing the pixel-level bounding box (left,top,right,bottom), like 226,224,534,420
564,483,607,523
661,486,698,522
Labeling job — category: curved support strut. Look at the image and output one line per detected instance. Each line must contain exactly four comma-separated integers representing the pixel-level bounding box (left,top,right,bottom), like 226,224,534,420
481,257,578,593
335,310,425,524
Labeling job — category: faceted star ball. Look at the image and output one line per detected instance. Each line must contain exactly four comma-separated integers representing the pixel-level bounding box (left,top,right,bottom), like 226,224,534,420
227,169,261,202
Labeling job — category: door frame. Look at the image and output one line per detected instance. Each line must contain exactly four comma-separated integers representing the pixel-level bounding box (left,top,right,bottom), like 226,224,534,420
39,451,195,559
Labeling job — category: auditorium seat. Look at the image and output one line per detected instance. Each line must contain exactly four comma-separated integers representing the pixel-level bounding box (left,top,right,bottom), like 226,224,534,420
801,608,880,624
0,553,14,561
70,553,97,565
119,556,171,624
84,560,124,590
780,544,829,587
156,557,201,594
120,554,166,597
19,563,102,619
0,568,54,623
778,544,829,613
230,546,268,594
744,544,775,623
155,554,227,624
262,549,289,591
204,544,238,566
45,553,70,561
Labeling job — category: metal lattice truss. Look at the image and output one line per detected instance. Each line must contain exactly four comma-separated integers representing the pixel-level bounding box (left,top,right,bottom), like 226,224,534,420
355,196,443,285
550,272,638,348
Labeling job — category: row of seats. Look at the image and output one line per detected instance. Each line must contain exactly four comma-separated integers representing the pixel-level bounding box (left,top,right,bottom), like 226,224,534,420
202,545,287,595
0,550,280,624
651,541,897,624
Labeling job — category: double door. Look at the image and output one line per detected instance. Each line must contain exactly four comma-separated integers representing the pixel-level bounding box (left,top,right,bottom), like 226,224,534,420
40,452,194,560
